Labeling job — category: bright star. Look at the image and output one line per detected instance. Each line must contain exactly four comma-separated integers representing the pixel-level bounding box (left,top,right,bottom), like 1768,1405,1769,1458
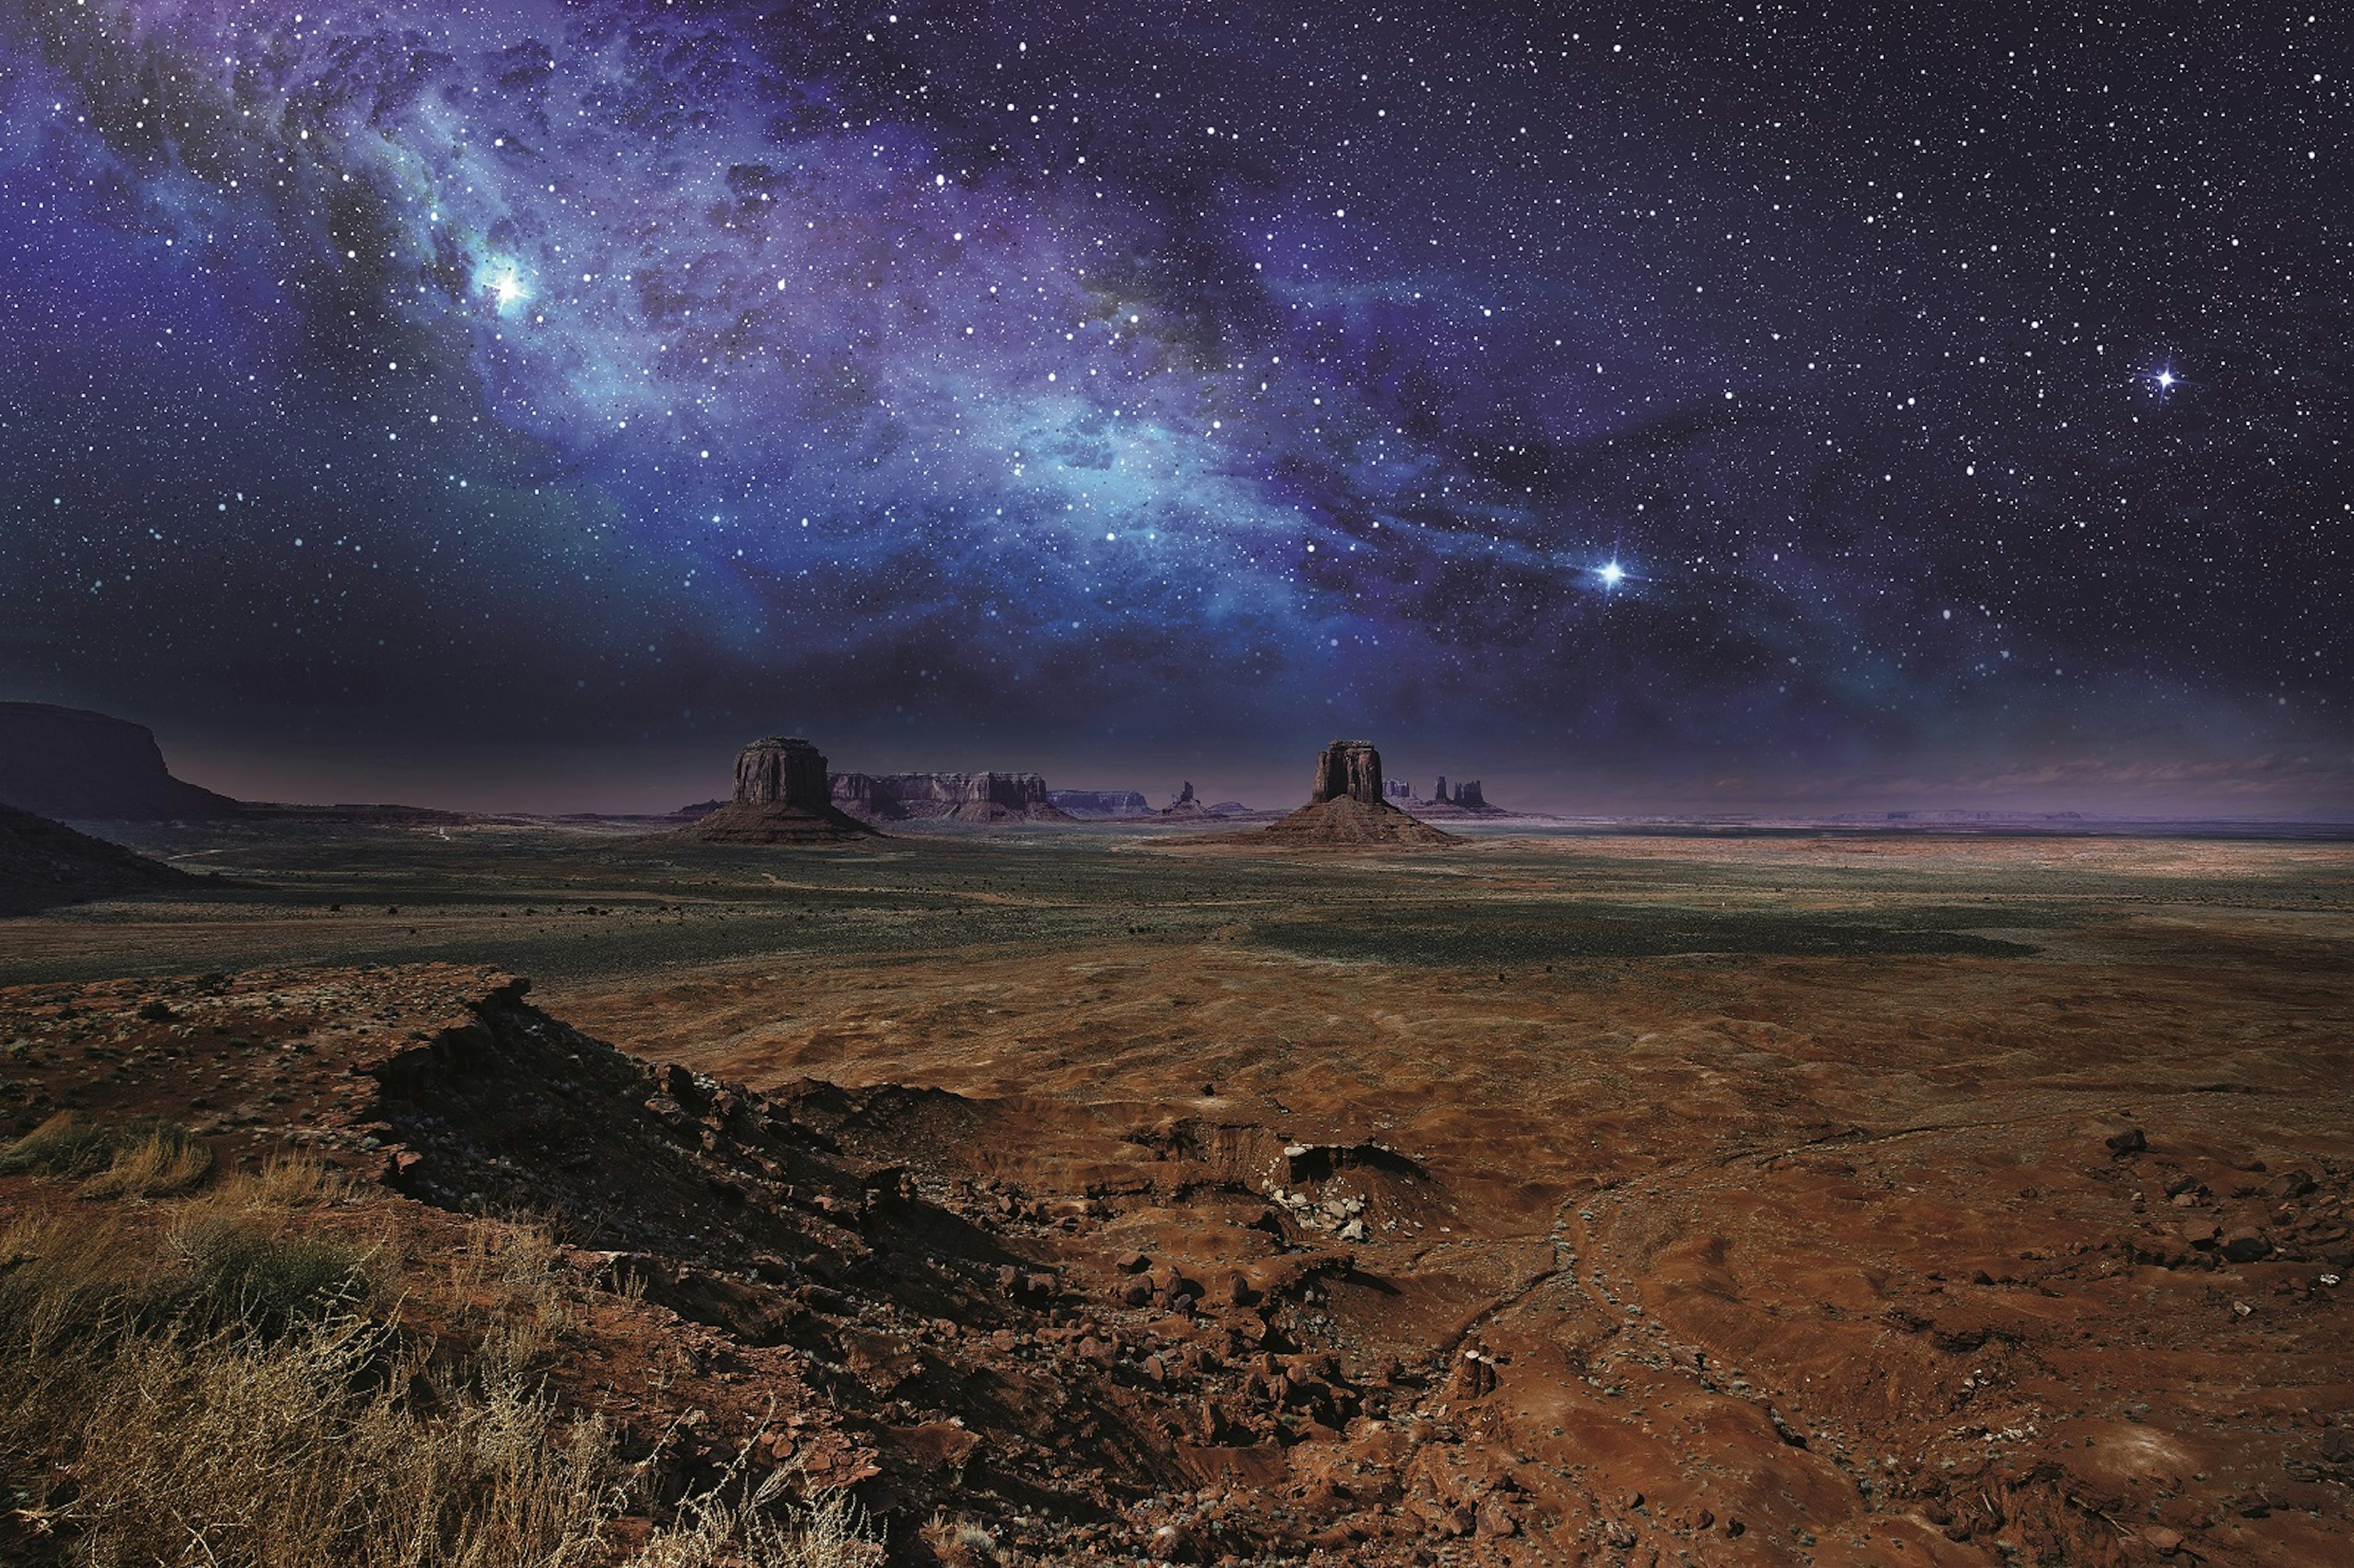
2155,370,2175,390
474,258,529,313
1597,560,1625,588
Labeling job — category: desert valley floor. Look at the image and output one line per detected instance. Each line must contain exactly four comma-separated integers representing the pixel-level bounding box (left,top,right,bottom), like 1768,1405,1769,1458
3,821,2350,1565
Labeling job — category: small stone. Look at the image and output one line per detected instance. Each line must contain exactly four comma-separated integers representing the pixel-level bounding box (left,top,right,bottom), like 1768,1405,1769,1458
2145,1526,2185,1555
2106,1127,2147,1157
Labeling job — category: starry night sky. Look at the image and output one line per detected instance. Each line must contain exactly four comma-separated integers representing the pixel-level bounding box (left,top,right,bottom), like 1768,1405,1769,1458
1,0,2347,813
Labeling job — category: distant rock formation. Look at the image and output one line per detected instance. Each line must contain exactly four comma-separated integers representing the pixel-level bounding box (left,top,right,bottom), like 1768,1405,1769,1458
831,772,1072,824
1384,779,1413,802
1160,781,1208,820
1251,741,1461,847
674,737,878,843
0,702,243,821
1408,774,1512,818
1049,789,1151,820
0,802,200,912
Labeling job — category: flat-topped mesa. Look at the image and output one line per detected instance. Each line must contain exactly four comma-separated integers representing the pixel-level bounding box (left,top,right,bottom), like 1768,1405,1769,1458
1250,739,1461,848
1048,788,1151,819
1311,739,1384,806
0,702,243,821
734,736,830,809
829,771,1072,824
674,737,877,843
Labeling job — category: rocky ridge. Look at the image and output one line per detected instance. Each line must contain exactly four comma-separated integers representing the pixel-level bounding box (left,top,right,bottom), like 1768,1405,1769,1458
0,802,199,913
0,965,1487,1565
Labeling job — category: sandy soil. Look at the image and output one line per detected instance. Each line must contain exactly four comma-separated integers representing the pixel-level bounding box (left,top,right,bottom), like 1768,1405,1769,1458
4,824,2350,1562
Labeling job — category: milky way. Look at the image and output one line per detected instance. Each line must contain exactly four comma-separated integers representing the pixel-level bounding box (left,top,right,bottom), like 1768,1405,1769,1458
1,0,2347,809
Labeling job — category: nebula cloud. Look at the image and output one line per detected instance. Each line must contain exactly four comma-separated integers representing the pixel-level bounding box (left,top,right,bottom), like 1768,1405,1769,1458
1,0,2344,809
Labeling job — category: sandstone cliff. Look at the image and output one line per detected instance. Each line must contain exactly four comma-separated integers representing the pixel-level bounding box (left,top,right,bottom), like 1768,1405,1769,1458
0,703,243,821
1049,789,1151,819
831,772,1072,824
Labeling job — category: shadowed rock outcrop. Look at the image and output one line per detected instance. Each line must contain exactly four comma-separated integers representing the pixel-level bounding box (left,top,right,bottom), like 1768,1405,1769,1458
674,737,878,843
0,802,199,912
0,703,242,821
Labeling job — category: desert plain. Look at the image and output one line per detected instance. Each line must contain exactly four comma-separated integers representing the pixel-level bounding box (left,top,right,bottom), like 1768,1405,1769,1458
2,818,2350,1565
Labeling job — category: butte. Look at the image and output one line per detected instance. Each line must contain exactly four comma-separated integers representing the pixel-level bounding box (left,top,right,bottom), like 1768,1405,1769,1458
1241,740,1462,848
670,737,878,845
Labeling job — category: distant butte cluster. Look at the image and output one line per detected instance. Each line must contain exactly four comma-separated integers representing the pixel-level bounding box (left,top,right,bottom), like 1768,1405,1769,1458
1384,772,1504,818
668,733,1496,848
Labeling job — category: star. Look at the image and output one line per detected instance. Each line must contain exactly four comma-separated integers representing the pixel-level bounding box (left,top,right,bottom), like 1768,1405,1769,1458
1597,561,1625,588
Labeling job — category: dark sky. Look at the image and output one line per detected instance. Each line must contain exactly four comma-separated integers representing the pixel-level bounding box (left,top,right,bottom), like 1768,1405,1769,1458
1,0,2347,814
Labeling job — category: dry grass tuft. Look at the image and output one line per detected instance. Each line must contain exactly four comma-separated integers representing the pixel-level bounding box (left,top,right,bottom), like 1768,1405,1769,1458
1,1111,126,1179
921,1512,1002,1567
634,1450,883,1568
0,1167,880,1567
225,1151,346,1209
77,1127,216,1200
59,1316,615,1568
6,1113,215,1201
